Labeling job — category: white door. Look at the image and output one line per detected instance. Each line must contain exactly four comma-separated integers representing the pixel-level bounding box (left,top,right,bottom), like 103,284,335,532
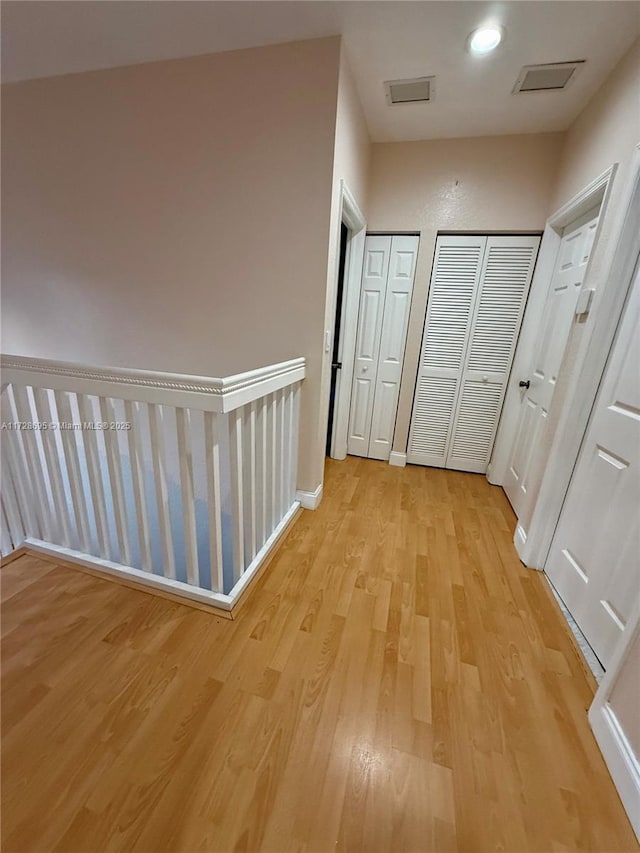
347,236,390,457
407,235,539,473
545,258,640,668
503,206,599,516
347,235,418,460
369,236,418,460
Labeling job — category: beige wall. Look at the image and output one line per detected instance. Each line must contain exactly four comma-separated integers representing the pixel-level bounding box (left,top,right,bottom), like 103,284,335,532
552,39,640,211
367,132,564,454
318,47,371,472
1,37,341,492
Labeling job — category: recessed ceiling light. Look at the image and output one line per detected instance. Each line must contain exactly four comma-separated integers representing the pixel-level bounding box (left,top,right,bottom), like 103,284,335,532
468,26,504,55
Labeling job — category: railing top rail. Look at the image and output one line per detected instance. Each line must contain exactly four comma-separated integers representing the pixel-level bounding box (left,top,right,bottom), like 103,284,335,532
0,354,305,413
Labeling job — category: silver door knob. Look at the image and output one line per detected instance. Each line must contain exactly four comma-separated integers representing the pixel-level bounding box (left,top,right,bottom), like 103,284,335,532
362,365,369,372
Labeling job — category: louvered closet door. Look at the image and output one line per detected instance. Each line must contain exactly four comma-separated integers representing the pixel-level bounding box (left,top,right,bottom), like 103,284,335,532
447,236,540,473
407,236,486,467
407,235,540,473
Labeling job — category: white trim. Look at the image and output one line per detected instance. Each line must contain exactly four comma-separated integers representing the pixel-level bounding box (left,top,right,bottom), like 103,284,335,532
22,500,301,614
329,180,366,460
514,524,528,553
389,452,407,468
589,603,640,842
0,354,305,414
521,151,640,567
490,164,617,491
296,484,323,510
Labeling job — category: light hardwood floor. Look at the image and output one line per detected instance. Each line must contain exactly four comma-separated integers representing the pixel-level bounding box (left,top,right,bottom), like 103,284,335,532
2,457,637,853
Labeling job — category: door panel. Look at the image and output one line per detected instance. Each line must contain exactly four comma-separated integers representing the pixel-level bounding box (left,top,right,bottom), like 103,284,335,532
347,236,391,457
545,260,640,668
368,236,418,460
407,236,486,467
504,206,599,515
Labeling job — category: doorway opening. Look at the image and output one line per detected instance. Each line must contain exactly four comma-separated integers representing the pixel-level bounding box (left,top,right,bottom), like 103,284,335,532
326,222,349,455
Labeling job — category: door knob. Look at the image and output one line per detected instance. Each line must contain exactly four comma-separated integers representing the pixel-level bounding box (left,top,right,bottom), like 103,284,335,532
362,365,369,372
519,380,530,389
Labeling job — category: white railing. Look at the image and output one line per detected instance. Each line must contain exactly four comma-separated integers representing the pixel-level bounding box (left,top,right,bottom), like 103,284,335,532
0,354,305,612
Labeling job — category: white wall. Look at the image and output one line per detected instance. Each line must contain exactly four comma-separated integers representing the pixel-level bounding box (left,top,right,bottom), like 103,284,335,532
366,132,564,455
1,37,341,493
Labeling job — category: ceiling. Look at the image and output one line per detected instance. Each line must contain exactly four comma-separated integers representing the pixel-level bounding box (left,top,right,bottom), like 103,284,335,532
2,1,639,142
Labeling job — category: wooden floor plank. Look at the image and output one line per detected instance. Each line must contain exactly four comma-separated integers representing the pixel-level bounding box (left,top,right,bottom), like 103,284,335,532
1,456,637,852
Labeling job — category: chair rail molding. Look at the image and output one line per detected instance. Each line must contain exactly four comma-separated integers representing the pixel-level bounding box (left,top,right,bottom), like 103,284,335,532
0,354,305,413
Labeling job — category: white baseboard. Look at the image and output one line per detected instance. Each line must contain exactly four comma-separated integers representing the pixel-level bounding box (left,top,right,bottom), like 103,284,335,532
296,484,323,510
589,703,640,842
486,462,501,485
514,524,528,563
389,452,407,468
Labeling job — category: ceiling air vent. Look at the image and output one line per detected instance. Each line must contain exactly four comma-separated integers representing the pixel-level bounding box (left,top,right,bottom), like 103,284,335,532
513,61,585,94
385,76,435,105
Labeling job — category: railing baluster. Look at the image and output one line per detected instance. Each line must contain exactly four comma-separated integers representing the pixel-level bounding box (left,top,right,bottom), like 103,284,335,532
78,394,111,559
54,390,92,552
1,388,39,537
283,385,293,509
124,399,153,572
270,392,278,532
1,502,13,554
176,407,199,586
278,389,286,517
245,401,257,563
257,397,268,549
33,388,73,548
11,385,53,541
0,449,25,548
229,408,245,583
204,412,224,593
290,383,301,505
148,403,175,579
98,397,131,565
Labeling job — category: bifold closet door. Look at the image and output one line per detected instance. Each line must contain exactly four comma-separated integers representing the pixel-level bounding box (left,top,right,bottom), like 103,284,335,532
348,235,418,460
407,234,540,473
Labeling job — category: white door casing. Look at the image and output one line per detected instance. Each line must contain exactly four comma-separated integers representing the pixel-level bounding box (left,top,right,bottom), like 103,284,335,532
545,257,640,669
407,235,539,474
503,207,599,517
347,235,418,460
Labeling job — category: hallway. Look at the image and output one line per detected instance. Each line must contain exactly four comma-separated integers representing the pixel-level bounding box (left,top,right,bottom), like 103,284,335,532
1,457,637,852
